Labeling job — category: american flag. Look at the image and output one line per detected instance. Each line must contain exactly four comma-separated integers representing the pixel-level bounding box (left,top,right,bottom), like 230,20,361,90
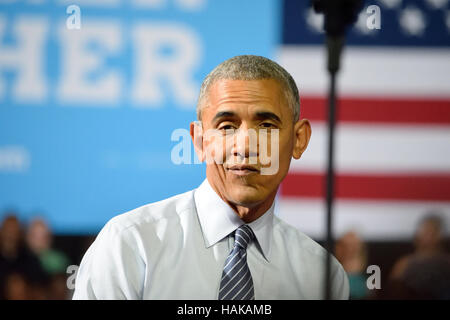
275,0,450,240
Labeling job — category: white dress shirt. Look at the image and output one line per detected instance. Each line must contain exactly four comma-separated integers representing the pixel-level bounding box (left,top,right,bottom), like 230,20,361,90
73,179,349,300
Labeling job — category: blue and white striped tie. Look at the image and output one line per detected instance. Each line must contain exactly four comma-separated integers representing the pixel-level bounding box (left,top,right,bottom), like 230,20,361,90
218,225,255,300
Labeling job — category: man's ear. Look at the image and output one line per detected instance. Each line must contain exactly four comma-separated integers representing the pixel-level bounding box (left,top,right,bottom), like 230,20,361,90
292,119,311,159
190,121,205,162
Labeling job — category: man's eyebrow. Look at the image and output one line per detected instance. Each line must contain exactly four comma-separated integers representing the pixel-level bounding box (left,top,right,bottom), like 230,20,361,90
255,111,282,123
212,111,236,122
211,110,282,123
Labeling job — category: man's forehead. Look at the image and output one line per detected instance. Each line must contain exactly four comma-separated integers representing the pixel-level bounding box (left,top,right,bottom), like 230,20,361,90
203,79,285,117
209,78,283,99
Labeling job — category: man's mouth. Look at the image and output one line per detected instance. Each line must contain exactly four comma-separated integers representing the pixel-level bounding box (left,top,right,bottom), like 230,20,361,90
226,165,260,176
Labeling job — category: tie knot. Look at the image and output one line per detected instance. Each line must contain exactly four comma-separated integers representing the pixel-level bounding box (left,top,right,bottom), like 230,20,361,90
234,225,255,249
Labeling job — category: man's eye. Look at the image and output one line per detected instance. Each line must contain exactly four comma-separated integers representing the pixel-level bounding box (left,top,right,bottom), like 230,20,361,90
260,122,276,129
218,124,235,131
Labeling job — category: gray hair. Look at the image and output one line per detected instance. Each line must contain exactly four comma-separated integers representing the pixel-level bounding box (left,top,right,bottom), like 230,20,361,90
196,55,300,123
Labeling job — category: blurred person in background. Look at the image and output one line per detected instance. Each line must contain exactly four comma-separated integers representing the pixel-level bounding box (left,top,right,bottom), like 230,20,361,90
0,213,48,299
26,217,71,299
26,218,70,275
335,231,370,300
3,272,28,300
390,213,448,279
47,273,71,300
385,213,450,299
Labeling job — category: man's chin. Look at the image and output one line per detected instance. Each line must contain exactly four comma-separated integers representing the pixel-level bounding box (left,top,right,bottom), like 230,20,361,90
228,187,266,207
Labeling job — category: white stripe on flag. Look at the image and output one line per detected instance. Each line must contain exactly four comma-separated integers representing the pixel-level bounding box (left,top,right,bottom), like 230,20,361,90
275,197,450,241
290,123,450,173
276,46,450,97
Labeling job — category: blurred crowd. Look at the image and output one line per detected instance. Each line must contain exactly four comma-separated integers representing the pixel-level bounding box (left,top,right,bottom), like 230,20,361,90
0,210,449,300
0,212,71,299
335,213,450,300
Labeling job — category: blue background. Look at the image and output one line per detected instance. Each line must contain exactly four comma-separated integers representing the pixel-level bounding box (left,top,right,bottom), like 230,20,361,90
0,0,279,233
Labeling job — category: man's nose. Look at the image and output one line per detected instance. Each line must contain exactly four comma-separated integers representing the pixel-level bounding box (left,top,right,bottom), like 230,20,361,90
230,128,258,159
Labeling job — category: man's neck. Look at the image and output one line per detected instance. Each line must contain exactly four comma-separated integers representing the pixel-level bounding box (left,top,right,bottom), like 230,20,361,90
229,197,276,223
207,180,277,223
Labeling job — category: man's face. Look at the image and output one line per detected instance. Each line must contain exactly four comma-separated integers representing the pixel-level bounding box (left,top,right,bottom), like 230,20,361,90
191,79,311,211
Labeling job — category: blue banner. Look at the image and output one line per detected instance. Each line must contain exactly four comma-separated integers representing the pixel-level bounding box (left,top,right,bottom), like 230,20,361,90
0,0,279,233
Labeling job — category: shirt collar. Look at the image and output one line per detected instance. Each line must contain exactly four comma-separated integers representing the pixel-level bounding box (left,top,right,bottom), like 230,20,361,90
194,178,274,262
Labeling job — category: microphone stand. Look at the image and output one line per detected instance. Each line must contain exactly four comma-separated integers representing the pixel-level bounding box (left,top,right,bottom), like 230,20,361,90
324,36,342,301
311,0,361,300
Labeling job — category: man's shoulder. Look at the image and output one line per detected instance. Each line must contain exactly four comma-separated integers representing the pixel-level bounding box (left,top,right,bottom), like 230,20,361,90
106,189,196,234
273,215,329,260
273,215,349,299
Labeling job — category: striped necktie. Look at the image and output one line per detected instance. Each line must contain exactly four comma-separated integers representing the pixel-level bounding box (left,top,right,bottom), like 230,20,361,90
218,224,255,300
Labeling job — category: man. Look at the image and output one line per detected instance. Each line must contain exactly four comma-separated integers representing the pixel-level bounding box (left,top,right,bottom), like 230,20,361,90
73,55,349,300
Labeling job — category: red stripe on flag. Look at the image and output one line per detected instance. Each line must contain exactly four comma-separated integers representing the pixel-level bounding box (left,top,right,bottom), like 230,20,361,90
281,172,450,201
301,96,450,124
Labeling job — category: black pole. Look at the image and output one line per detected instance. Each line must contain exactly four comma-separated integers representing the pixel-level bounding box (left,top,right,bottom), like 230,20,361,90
324,68,337,300
311,0,361,300
324,36,342,300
